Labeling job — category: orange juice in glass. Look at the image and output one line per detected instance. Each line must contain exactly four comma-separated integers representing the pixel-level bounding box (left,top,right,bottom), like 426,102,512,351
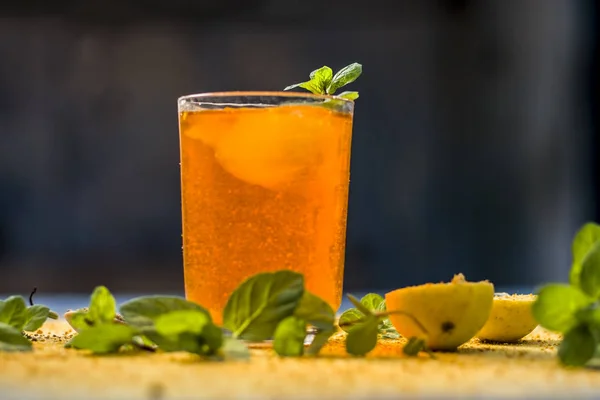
178,92,354,324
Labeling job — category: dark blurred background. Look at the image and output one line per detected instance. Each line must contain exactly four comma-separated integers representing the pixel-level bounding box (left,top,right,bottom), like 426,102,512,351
0,0,599,294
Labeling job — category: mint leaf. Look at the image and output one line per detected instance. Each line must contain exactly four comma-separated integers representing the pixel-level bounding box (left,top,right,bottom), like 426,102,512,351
403,336,426,356
201,324,224,355
558,324,597,367
360,293,384,312
0,296,27,330
223,270,304,341
347,294,373,316
284,63,362,98
67,311,95,332
154,310,222,356
576,306,600,328
88,286,116,324
379,321,401,340
284,66,332,95
337,91,359,100
131,335,158,351
283,81,322,95
67,324,137,354
309,66,333,85
339,294,399,338
120,296,211,332
294,291,335,331
571,223,600,287
0,322,32,352
306,328,335,356
23,305,50,332
327,63,362,95
346,317,379,356
221,337,250,360
373,299,400,339
155,310,210,337
580,243,600,299
273,316,306,357
532,284,593,332
338,308,363,333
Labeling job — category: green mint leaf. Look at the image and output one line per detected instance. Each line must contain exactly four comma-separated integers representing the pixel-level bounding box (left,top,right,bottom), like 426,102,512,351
374,300,400,338
576,306,600,328
67,311,95,332
0,322,32,352
147,332,197,353
294,291,335,331
309,66,333,85
558,324,597,367
48,311,59,320
23,305,51,332
284,66,333,95
580,243,600,299
360,293,384,312
223,270,304,341
306,328,335,356
120,296,211,332
571,223,600,287
403,336,426,356
155,310,210,337
378,320,401,340
379,328,401,340
0,296,27,330
345,316,379,356
337,91,359,100
67,324,137,354
88,286,117,324
273,316,306,357
532,284,593,332
338,308,363,333
221,337,250,360
347,294,374,317
154,310,222,356
283,81,323,95
327,63,362,95
197,323,224,356
132,335,158,351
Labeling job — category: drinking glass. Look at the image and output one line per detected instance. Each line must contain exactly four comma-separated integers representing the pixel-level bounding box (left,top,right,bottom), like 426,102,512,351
177,92,354,325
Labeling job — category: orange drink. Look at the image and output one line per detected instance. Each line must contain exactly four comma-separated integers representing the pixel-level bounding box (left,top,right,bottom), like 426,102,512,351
178,92,354,324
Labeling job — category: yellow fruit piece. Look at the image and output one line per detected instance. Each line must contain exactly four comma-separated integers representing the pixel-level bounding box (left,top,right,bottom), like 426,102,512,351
385,274,494,351
476,293,538,343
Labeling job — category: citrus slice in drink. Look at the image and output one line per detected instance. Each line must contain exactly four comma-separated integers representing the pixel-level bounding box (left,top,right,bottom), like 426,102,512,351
475,293,538,343
385,274,494,351
212,106,333,191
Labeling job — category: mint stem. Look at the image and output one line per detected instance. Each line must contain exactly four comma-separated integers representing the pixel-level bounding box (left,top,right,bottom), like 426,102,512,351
338,310,429,336
29,288,37,306
132,341,156,353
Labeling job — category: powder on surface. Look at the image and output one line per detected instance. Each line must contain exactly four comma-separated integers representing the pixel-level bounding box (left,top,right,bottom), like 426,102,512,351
1,320,599,400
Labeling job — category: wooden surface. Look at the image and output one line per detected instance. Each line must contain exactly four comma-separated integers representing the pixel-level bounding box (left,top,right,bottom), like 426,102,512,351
1,320,599,400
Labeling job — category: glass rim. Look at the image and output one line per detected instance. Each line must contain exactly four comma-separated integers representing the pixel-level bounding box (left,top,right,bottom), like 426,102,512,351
177,91,354,104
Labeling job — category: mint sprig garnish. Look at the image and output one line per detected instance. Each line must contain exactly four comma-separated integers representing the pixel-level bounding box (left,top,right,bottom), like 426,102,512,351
66,287,230,357
338,294,430,357
284,62,362,100
339,294,399,339
532,221,600,367
223,270,336,357
59,270,336,359
0,293,54,351
223,270,305,341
